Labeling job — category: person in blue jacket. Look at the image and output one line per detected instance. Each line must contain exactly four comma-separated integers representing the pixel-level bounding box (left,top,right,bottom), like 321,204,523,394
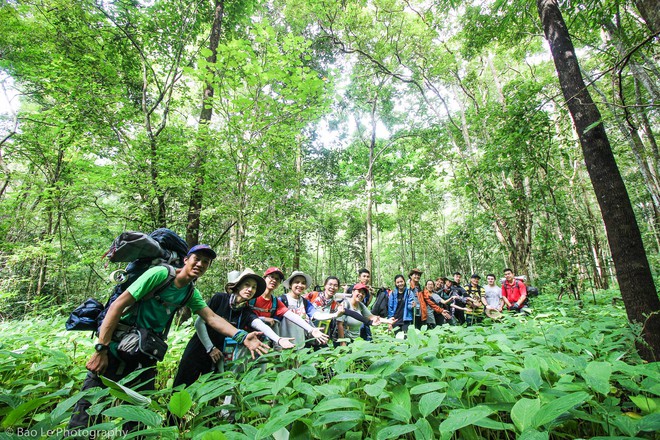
388,274,414,334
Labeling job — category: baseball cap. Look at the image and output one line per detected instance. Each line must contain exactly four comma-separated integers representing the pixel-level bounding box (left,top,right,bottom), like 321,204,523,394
187,244,217,259
263,267,285,281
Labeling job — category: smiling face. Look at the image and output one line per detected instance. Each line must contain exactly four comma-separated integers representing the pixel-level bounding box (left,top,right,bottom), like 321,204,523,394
235,278,259,303
265,274,282,292
487,275,496,286
454,273,462,284
324,278,339,299
411,273,421,283
426,280,435,291
290,275,307,298
395,276,406,291
359,271,371,285
183,252,212,278
353,288,367,302
504,270,514,282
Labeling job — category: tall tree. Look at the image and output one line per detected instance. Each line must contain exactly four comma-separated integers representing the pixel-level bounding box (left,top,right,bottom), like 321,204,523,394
538,0,660,361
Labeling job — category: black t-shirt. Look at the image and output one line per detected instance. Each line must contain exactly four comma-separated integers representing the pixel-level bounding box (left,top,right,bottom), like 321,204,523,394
393,290,405,321
202,292,259,349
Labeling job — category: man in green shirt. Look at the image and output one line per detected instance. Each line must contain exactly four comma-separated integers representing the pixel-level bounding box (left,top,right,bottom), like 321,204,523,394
69,244,269,430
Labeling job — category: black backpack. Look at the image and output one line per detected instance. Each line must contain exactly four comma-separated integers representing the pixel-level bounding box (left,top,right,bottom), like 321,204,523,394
370,288,390,317
66,228,190,336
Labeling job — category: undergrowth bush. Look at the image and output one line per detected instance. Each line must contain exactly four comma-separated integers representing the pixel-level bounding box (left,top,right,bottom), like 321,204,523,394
0,290,658,439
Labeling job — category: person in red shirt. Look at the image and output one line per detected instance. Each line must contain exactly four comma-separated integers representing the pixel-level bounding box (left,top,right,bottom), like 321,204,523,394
249,267,328,346
501,268,527,311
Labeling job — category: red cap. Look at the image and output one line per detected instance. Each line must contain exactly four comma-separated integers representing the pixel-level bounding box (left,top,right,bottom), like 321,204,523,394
352,283,369,293
263,267,285,281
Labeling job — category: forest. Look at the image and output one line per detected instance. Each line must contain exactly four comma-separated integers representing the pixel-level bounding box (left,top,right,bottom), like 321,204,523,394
0,0,659,438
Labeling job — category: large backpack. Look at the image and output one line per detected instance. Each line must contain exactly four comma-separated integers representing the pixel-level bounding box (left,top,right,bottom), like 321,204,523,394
66,228,190,336
370,288,390,317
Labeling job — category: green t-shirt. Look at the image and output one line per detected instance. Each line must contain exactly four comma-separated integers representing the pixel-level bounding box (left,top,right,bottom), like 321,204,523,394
122,266,206,334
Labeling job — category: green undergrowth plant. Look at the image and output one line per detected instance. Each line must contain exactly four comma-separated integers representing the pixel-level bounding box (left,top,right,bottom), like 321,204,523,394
0,290,658,439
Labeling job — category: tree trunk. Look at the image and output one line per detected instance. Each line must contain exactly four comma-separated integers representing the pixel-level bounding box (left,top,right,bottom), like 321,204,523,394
365,99,377,275
149,137,167,227
293,144,302,270
538,0,660,361
634,0,660,33
186,0,225,247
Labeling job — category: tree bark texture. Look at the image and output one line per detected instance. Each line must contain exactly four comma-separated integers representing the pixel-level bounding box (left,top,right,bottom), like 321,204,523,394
634,0,660,33
538,0,660,361
186,0,225,247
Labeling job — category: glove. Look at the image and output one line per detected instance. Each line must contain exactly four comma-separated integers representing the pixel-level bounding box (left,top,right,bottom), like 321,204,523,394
510,303,521,311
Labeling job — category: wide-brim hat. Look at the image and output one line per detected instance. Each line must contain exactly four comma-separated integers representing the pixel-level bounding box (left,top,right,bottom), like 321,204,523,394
408,268,423,277
282,270,313,290
225,268,266,297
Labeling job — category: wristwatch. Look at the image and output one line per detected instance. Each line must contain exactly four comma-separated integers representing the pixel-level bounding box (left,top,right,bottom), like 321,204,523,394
94,343,110,353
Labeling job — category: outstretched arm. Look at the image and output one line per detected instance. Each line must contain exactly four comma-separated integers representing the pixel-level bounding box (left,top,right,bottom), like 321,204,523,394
197,307,269,358
250,318,295,349
283,310,329,344
195,315,222,363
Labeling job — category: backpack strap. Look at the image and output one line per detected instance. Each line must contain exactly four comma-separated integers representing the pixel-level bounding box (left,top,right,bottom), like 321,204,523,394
248,296,279,317
133,265,194,338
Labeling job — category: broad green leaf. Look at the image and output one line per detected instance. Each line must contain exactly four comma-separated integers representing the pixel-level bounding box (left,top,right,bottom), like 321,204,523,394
630,395,660,414
312,410,365,426
410,382,446,395
367,357,406,376
103,405,162,427
123,426,178,439
258,408,312,439
519,429,549,440
100,376,151,406
414,418,434,440
520,369,543,391
272,427,289,440
51,390,89,420
407,328,420,349
1,397,50,427
583,361,612,395
335,373,378,381
473,417,515,431
314,397,364,412
532,392,590,428
289,420,311,440
391,384,412,422
272,370,297,395
376,424,416,440
439,405,494,433
168,389,193,418
418,392,446,417
511,398,540,432
364,379,387,397
198,431,229,440
639,413,660,432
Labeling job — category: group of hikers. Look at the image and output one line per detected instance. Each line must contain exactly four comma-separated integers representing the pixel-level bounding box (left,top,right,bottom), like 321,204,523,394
67,243,529,431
